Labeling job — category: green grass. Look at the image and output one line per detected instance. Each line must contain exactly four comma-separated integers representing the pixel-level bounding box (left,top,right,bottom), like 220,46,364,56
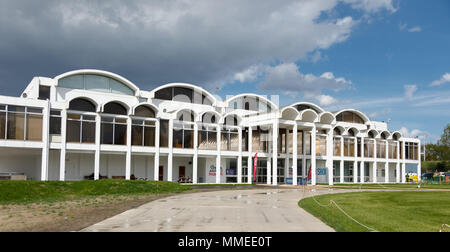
299,191,450,232
331,183,450,190
0,180,192,204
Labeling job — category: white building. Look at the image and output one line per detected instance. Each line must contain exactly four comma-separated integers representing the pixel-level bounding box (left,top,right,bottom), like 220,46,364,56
0,69,421,185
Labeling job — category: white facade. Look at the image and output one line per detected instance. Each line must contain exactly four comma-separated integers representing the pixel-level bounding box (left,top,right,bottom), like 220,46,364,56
0,69,421,185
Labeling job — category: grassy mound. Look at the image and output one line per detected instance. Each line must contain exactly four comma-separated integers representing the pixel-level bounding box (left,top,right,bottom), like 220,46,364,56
0,180,191,204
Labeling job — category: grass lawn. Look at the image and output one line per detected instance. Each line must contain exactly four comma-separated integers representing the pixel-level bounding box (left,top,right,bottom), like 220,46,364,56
330,183,450,190
0,180,192,204
299,191,450,232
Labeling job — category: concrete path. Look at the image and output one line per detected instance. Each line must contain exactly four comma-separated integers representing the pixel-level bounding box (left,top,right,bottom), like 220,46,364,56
82,188,347,232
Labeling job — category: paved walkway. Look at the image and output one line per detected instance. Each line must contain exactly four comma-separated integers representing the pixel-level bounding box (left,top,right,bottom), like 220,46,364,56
82,188,350,232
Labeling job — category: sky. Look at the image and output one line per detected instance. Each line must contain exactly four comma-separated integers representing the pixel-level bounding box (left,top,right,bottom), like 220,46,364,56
0,0,449,143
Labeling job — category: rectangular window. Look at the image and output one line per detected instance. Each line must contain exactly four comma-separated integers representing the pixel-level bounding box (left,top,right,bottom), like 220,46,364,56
67,114,96,144
50,110,62,135
101,117,127,145
0,108,5,139
316,135,327,156
297,130,303,155
26,113,43,141
377,140,386,158
305,132,311,155
38,85,51,100
159,120,169,147
67,119,81,143
333,137,341,156
7,106,25,140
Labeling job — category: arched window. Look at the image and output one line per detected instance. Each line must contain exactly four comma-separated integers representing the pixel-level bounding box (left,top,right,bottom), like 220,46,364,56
134,106,155,118
348,129,356,137
59,74,135,96
69,98,96,112
104,102,127,115
336,111,365,124
223,115,238,126
177,110,195,122
333,128,341,135
368,131,375,138
244,102,250,110
202,113,216,124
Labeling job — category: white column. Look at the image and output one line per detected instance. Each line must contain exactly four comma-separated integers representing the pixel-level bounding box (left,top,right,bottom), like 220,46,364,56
40,101,50,181
247,127,252,184
94,113,101,180
326,129,333,185
417,140,422,182
396,141,400,183
272,121,278,186
59,109,67,181
402,141,406,183
373,140,377,183
216,125,221,184
237,127,242,184
292,124,298,186
385,141,389,183
168,119,173,182
193,123,198,184
340,136,344,183
125,117,132,180
353,137,358,183
311,126,316,185
360,137,365,183
302,130,306,180
154,120,160,181
284,127,289,185
266,125,271,185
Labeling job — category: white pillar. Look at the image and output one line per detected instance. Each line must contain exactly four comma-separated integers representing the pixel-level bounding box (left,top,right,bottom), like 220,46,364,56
216,125,221,184
59,109,67,181
193,123,198,184
417,142,422,182
94,113,101,180
272,121,278,186
154,120,160,181
237,127,242,184
353,137,358,183
326,129,333,185
284,127,289,185
311,126,316,185
340,136,344,183
385,141,389,183
360,137,365,183
402,141,406,183
168,119,173,182
247,127,252,184
292,124,298,186
373,140,377,183
125,117,132,180
396,141,400,183
266,126,271,185
40,101,50,181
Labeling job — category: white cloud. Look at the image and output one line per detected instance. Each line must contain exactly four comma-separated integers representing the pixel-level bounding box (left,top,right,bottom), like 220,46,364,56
233,65,264,83
404,84,417,100
399,127,430,141
408,26,422,32
0,0,397,93
430,73,450,86
316,94,338,106
257,63,351,99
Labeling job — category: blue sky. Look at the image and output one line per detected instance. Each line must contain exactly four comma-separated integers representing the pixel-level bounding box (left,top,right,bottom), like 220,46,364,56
219,0,450,142
0,0,448,142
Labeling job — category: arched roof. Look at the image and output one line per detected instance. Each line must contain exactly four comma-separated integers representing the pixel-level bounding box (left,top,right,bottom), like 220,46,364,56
334,109,370,123
367,129,379,138
225,93,278,111
132,103,159,116
346,127,360,136
175,108,198,121
392,131,402,140
280,107,299,120
289,102,324,114
66,96,99,112
150,83,217,105
319,112,335,124
55,69,140,94
219,112,243,125
198,110,222,123
380,130,391,139
298,109,318,122
102,100,131,115
333,126,345,135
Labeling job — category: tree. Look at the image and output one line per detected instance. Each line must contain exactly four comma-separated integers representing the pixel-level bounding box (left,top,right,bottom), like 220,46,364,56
425,124,450,161
439,124,450,148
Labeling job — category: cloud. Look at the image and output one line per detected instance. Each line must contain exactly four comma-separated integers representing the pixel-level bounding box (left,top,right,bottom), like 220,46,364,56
316,94,338,106
399,127,431,141
408,26,422,32
257,63,351,99
0,0,397,96
404,84,417,100
430,73,450,86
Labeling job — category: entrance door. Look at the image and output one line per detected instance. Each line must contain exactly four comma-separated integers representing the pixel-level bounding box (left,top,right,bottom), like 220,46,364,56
159,166,164,181
179,166,186,178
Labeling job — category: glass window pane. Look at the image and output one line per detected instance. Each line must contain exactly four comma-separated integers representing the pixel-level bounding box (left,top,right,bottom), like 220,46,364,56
144,127,155,147
155,87,172,100
110,78,134,96
101,123,113,144
132,125,143,146
173,129,183,148
104,102,127,115
184,129,193,148
67,120,81,143
173,87,193,103
135,106,155,118
0,112,5,139
50,116,61,135
159,120,169,147
69,99,96,112
7,112,25,140
81,121,96,144
26,114,43,141
8,106,25,112
59,75,84,89
38,85,51,100
114,124,127,145
85,74,110,92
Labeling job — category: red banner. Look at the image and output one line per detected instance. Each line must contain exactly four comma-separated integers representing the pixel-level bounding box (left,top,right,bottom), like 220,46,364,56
253,153,258,182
